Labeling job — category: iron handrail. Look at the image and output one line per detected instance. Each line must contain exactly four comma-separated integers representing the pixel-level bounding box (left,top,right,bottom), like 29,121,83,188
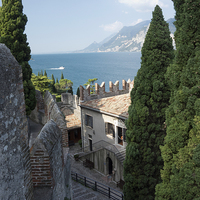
71,171,124,200
82,140,125,164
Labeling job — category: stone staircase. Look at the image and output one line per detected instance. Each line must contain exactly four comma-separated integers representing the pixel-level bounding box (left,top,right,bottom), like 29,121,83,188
113,144,126,165
78,143,127,166
115,148,126,164
72,179,109,200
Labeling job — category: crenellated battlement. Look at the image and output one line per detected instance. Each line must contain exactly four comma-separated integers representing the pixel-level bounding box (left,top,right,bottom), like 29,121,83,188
80,79,134,102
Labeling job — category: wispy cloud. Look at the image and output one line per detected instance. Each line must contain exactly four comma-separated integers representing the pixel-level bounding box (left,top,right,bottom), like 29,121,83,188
122,10,129,14
118,0,167,12
100,21,123,32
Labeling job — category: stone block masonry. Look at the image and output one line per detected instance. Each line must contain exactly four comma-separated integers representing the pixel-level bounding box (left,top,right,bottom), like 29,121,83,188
0,44,33,199
30,119,72,200
80,79,134,102
30,90,69,148
44,91,69,147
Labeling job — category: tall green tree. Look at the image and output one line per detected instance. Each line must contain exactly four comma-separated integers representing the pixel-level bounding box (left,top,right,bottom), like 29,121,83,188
51,74,55,85
44,70,47,77
155,0,200,199
76,87,80,97
31,74,52,95
61,71,64,79
51,74,56,92
123,5,174,200
0,0,36,115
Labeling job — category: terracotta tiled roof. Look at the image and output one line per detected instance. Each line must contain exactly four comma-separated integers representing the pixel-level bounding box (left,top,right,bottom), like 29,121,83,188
81,93,131,118
65,114,81,130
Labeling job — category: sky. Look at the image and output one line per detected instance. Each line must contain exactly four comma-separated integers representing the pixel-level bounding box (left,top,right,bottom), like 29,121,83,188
0,0,175,54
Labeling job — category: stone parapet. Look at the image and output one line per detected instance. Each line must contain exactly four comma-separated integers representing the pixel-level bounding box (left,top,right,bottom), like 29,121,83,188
80,79,134,102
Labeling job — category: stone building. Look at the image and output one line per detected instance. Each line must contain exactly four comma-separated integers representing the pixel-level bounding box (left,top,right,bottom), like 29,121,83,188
79,79,133,183
60,93,81,146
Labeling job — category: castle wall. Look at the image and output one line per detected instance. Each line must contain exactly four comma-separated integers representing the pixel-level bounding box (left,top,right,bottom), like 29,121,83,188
30,91,69,147
30,119,72,199
61,93,81,120
44,91,69,147
0,44,33,200
80,79,134,102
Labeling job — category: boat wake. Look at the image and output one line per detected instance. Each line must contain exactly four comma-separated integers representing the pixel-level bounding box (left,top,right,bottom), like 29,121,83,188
50,66,65,70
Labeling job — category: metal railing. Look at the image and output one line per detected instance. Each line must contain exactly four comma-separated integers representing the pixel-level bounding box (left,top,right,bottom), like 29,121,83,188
83,140,120,153
71,171,124,200
82,140,125,164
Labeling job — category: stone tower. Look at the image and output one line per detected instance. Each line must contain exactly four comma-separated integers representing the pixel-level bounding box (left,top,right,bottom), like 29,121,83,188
0,44,33,200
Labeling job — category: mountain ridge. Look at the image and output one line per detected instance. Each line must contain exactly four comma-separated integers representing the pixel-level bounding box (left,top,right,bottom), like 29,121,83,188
75,18,175,53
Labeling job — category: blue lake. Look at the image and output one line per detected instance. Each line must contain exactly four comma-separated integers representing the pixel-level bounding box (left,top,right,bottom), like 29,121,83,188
29,52,142,93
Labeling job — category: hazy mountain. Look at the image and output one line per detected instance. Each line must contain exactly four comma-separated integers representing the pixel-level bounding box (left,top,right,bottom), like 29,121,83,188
78,18,175,53
74,33,116,53
98,20,150,52
167,18,176,34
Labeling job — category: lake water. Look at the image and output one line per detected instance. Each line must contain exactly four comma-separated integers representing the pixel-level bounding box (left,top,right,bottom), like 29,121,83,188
29,52,141,94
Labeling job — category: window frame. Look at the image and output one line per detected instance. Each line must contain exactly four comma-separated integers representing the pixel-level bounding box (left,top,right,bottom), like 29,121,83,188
85,114,93,129
105,122,115,139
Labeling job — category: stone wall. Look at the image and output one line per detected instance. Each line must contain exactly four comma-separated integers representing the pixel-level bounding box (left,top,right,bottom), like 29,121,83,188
44,91,69,147
30,90,69,147
0,44,33,200
30,142,52,187
30,119,72,199
80,79,134,102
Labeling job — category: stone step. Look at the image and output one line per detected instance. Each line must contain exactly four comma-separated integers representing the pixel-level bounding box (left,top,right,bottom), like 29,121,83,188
115,150,126,163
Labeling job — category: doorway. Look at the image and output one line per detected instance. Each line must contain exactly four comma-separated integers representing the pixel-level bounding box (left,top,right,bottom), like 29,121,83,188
89,139,92,151
107,157,113,175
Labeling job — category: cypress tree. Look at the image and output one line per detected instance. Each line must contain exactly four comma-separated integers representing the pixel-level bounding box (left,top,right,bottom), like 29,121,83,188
0,0,36,115
50,74,56,93
56,77,59,84
41,70,43,76
123,5,174,200
51,74,55,85
44,70,47,77
61,72,64,79
155,0,200,199
76,87,80,97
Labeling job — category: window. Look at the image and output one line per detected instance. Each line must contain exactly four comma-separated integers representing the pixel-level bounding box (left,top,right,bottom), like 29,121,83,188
85,114,93,128
105,123,115,138
123,129,127,142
